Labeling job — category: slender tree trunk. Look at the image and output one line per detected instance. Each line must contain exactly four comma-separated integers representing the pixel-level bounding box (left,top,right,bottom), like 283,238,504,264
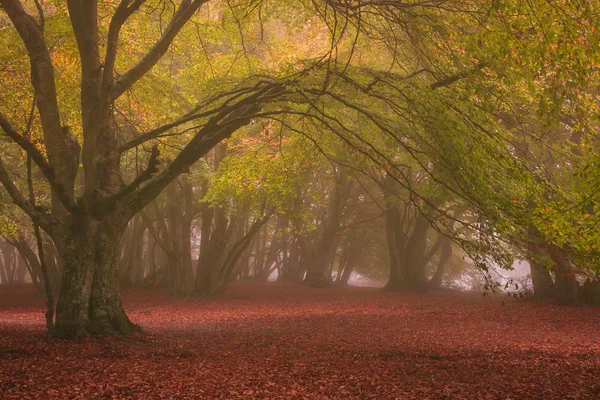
429,237,452,288
10,237,42,288
304,170,348,287
42,238,61,292
0,255,7,284
259,227,280,281
384,204,405,290
219,212,272,289
130,223,147,285
15,256,28,283
1,242,16,284
281,237,304,283
405,212,430,287
235,216,253,280
336,244,355,286
195,203,214,294
253,223,268,280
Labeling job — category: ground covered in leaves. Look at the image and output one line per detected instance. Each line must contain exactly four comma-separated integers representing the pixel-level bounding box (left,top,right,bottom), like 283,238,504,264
1,284,599,399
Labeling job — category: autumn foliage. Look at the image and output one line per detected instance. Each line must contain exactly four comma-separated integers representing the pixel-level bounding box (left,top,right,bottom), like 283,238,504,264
1,283,599,399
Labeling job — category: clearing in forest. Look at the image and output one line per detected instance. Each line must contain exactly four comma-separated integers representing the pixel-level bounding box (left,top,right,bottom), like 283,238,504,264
1,283,599,399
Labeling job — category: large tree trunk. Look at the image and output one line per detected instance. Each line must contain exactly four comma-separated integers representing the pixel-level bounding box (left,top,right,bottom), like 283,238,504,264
525,233,556,300
53,217,139,338
548,245,578,304
529,259,555,299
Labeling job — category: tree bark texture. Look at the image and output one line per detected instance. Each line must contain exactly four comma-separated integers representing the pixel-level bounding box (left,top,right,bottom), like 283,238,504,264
52,216,139,338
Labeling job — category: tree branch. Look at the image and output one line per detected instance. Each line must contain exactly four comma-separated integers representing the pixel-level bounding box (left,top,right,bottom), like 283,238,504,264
102,0,146,97
118,85,260,153
108,144,160,203
0,0,73,194
0,112,78,213
67,0,101,75
220,210,274,284
140,209,173,257
123,82,286,218
111,0,206,101
0,155,50,229
429,62,487,90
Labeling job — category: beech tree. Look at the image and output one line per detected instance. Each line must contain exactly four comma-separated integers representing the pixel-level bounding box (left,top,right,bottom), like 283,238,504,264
0,0,287,337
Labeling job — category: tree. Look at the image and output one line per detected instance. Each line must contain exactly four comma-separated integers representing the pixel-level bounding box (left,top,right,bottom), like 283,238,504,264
0,0,285,337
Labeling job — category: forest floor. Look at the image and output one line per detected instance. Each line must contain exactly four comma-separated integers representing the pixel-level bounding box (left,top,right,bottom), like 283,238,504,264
0,283,599,400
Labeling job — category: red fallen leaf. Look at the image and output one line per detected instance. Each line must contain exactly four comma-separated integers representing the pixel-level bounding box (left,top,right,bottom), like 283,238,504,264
1,283,600,399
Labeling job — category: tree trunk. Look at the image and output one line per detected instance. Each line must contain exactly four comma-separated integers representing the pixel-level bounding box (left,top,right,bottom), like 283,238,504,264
404,212,430,287
162,179,194,297
304,230,336,287
253,223,269,280
336,236,362,286
304,169,348,287
195,203,214,294
548,245,578,304
384,203,405,290
529,259,555,299
53,217,139,338
119,217,146,286
219,212,272,289
257,217,286,281
279,234,301,283
10,237,42,289
42,238,61,293
429,237,452,288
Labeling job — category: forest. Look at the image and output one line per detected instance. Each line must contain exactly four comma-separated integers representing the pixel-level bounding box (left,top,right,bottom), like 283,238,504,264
0,0,599,398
